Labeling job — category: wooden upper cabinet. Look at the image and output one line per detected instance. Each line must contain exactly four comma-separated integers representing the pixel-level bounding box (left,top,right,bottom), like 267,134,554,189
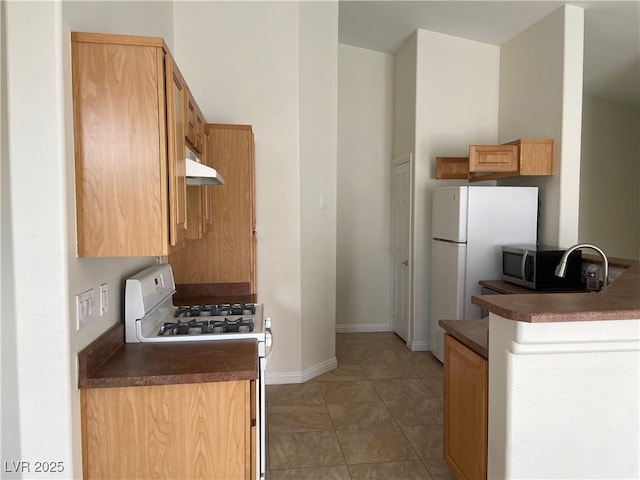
469,144,519,173
72,33,170,256
71,32,206,256
185,89,198,149
185,89,207,154
169,124,257,296
436,138,554,182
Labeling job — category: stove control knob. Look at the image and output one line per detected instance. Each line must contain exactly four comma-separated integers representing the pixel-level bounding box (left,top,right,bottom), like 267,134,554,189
264,316,272,329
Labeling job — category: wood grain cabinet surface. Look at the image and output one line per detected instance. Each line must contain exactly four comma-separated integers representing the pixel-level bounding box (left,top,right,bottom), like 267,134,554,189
81,381,255,480
169,124,257,296
436,138,554,182
71,32,206,256
444,334,488,480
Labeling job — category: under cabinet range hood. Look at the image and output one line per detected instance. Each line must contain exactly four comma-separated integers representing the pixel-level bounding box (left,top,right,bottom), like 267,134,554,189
185,146,225,186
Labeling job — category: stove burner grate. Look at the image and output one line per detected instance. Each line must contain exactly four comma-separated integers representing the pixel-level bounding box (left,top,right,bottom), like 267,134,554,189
159,317,255,336
174,303,256,318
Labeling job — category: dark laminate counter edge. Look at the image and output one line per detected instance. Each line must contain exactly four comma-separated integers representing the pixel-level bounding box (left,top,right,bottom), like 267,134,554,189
78,323,258,389
472,259,640,323
439,319,488,359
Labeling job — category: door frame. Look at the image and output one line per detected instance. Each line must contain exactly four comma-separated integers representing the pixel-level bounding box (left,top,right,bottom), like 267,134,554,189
391,154,414,345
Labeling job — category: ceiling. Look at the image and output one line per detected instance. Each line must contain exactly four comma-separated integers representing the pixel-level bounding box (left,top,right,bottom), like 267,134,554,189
338,1,640,107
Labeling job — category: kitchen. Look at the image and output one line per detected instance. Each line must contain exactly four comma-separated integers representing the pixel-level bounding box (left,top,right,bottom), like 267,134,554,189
2,1,639,480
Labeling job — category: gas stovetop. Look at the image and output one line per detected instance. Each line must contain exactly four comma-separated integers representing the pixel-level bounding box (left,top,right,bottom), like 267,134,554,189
124,265,265,344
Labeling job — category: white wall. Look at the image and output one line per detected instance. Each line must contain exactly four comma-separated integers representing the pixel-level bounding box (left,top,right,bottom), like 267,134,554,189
3,2,176,477
393,33,417,161
336,44,394,331
173,1,338,382
498,5,585,248
299,1,338,374
404,29,500,349
580,96,640,259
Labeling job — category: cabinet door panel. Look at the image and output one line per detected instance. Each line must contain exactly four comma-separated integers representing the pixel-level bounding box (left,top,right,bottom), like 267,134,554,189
469,145,518,172
82,381,250,479
72,41,168,256
444,334,487,480
165,55,188,246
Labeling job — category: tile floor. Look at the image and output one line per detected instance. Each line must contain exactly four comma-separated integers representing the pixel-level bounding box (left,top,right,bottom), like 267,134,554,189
266,332,455,480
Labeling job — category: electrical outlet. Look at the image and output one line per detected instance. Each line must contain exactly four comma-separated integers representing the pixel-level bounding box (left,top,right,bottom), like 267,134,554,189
99,283,108,316
76,289,95,330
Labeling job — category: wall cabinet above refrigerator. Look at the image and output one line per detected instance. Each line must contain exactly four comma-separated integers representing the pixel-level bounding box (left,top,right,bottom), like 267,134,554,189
435,138,554,182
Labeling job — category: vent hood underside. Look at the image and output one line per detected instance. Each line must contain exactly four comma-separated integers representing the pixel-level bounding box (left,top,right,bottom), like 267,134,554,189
185,152,225,186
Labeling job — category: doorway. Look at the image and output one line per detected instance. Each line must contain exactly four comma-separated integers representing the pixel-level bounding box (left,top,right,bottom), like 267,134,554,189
391,154,413,343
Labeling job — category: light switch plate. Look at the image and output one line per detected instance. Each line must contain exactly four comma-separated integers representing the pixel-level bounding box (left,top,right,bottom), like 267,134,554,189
99,283,108,316
76,288,95,330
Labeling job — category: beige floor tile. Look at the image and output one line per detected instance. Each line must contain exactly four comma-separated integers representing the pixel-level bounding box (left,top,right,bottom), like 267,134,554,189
401,426,455,479
327,402,396,430
336,427,418,464
398,351,444,378
268,465,351,480
348,460,433,480
338,332,400,344
360,359,416,380
401,424,447,466
268,405,333,433
385,398,443,426
320,380,380,403
267,333,455,479
335,351,360,366
423,376,444,400
269,431,345,470
267,383,325,406
402,425,455,480
314,365,369,382
373,378,437,401
351,347,405,364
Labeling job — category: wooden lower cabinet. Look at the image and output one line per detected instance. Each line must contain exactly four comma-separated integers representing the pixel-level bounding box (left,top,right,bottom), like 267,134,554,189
444,334,488,480
81,381,254,479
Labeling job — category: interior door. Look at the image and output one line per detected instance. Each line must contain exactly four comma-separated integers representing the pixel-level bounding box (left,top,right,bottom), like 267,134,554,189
391,155,412,342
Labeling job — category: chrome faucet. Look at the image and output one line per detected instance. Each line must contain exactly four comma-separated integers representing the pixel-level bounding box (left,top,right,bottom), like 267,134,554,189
555,243,609,289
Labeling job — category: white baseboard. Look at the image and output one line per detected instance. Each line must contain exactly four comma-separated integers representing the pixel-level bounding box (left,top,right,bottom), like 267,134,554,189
335,323,392,333
408,340,430,352
266,356,338,385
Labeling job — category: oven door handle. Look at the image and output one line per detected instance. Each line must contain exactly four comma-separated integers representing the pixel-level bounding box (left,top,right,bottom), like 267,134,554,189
265,328,273,363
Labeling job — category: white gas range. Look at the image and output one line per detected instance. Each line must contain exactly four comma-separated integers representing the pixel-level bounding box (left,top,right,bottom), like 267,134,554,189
124,263,271,479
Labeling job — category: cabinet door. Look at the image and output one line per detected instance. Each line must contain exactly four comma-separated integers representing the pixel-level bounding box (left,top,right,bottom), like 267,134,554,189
72,39,169,256
82,381,251,479
169,124,256,295
444,334,488,480
469,144,518,173
165,55,188,246
185,89,198,149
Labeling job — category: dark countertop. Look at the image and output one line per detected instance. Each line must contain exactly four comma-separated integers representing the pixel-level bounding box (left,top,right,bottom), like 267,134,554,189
472,257,640,323
78,323,258,389
439,319,488,359
479,280,588,295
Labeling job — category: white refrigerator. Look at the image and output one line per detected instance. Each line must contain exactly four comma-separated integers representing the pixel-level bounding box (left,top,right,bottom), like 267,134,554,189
429,186,539,362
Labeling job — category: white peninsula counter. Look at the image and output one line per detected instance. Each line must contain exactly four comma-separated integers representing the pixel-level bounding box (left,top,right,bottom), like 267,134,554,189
471,258,640,479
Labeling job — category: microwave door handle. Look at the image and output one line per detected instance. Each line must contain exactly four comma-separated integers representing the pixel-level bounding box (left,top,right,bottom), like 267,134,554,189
521,250,533,289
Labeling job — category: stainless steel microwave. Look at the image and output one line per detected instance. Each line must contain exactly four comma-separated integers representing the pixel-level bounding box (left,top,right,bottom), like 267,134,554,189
502,245,583,291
